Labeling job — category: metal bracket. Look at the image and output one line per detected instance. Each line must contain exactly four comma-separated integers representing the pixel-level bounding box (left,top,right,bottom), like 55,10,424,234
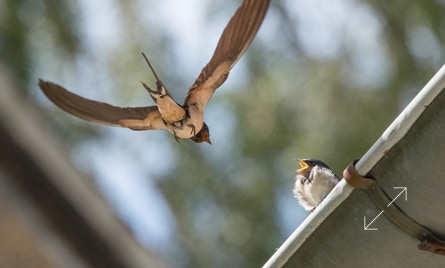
343,159,445,256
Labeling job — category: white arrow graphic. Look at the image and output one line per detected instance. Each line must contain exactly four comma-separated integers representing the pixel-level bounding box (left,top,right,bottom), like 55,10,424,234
364,187,407,231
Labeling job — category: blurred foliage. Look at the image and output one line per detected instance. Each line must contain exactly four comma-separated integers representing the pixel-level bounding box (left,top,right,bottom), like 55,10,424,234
0,0,79,92
2,0,445,267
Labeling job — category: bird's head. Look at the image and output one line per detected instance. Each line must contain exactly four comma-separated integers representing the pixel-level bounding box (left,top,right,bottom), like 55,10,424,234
296,159,330,177
190,123,211,144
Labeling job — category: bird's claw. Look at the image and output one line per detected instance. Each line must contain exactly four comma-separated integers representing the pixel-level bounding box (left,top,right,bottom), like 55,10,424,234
173,131,181,143
188,124,196,136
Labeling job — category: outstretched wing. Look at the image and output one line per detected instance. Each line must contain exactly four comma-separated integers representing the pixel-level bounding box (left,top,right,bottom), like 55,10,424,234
38,80,166,130
184,0,270,111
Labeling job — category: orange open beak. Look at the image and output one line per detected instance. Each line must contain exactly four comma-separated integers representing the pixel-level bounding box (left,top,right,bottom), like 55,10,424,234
296,159,309,174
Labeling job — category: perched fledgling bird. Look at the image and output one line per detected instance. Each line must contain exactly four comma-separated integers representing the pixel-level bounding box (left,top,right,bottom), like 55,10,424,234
293,159,340,211
38,0,270,144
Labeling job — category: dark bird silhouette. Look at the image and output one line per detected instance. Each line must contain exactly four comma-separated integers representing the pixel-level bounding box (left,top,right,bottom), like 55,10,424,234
38,0,270,144
293,159,340,211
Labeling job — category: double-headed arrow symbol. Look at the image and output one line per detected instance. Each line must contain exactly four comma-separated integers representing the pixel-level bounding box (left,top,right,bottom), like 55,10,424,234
364,187,407,231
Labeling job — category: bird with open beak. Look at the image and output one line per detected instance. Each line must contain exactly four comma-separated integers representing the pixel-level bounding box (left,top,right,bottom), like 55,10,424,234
293,159,340,211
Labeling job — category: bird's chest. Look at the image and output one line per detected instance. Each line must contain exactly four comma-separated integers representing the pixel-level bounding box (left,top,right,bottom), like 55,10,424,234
308,171,337,201
166,109,203,139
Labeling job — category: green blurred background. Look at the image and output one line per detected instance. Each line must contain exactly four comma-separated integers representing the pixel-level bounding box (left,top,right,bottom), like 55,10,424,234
1,0,444,267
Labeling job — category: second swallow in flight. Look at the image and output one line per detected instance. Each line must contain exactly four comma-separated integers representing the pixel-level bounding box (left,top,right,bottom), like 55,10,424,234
39,0,270,144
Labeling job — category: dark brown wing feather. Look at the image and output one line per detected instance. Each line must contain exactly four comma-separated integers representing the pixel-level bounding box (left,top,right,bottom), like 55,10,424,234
38,80,166,130
184,0,270,110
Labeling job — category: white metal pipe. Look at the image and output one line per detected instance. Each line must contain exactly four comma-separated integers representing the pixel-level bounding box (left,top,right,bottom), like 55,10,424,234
263,64,445,268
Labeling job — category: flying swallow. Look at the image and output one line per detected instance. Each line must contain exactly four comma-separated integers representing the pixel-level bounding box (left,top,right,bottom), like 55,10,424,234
38,0,270,144
293,159,340,211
